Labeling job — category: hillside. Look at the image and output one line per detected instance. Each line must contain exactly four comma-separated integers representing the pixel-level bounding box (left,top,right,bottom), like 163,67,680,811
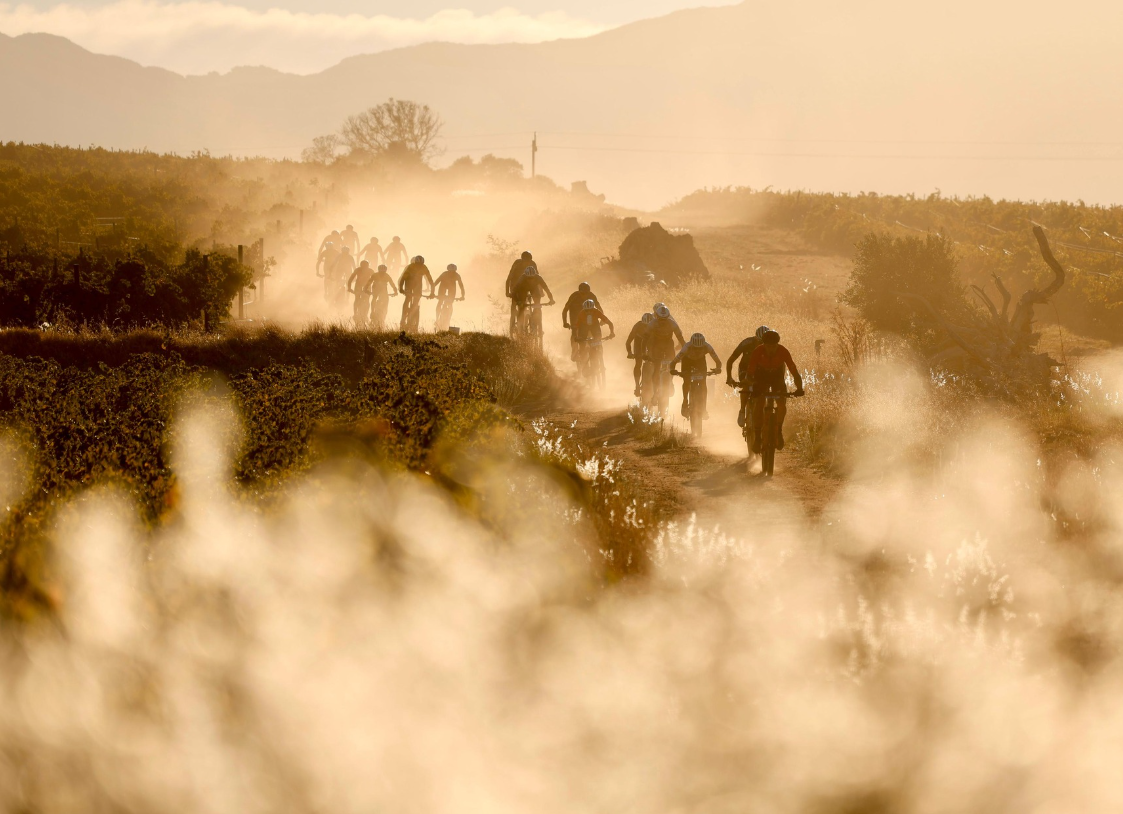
5,1,1123,207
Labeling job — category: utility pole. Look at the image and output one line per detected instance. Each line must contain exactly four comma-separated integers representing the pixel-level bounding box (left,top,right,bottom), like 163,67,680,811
238,244,245,320
531,132,538,179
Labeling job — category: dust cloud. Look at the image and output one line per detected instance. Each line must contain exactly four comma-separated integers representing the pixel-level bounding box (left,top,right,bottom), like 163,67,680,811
0,361,1121,811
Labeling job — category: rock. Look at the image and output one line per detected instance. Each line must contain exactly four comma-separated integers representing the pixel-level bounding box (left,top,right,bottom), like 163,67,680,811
616,221,709,286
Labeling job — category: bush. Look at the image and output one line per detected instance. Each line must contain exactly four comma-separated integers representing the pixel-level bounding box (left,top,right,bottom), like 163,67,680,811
841,232,966,349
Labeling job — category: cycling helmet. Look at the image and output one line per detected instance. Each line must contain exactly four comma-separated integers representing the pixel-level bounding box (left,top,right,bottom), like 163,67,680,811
446,263,457,272
415,255,425,264
346,224,353,230
521,251,533,260
755,325,770,340
762,330,780,345
523,266,538,277
340,246,350,254
690,332,706,348
641,312,655,325
654,304,670,319
378,264,388,272
393,235,400,241
653,301,665,311
582,299,596,311
359,260,369,268
578,282,591,292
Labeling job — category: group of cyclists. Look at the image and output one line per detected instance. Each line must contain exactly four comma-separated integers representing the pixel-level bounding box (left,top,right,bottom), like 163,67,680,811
314,237,804,464
315,227,465,332
502,249,804,457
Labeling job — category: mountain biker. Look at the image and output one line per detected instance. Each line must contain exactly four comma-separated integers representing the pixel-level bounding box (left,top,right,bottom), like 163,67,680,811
745,330,804,453
318,229,342,255
626,312,655,396
384,236,409,274
646,304,686,407
340,224,361,255
562,282,601,361
364,264,398,330
316,240,341,293
511,266,555,315
398,255,434,332
359,236,384,267
348,260,376,329
431,263,465,331
573,299,614,343
506,251,538,334
330,246,356,309
671,332,721,419
727,324,771,428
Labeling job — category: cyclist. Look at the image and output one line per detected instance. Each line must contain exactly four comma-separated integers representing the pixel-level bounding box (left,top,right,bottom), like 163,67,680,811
506,251,538,335
318,229,342,255
431,263,465,331
574,299,614,381
646,303,686,412
511,266,555,340
745,330,804,452
726,325,771,428
316,240,340,300
359,236,384,267
626,312,654,396
340,224,361,255
384,236,409,274
562,282,601,361
348,260,376,329
398,255,434,332
330,245,355,309
364,264,398,330
671,333,722,419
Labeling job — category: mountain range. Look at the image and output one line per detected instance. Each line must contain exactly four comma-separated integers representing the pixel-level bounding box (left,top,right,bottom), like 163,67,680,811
3,1,1123,208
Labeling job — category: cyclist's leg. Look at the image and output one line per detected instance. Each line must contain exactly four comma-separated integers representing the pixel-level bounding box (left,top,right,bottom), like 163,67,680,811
738,388,748,428
400,293,412,331
699,377,709,419
776,396,788,450
633,358,643,395
751,396,765,452
509,298,518,335
372,296,387,330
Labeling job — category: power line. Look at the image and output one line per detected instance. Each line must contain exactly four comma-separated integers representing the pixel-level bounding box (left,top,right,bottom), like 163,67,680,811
533,144,1123,161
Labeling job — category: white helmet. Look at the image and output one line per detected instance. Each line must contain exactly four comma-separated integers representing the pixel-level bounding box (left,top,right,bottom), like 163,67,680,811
654,304,670,319
690,332,706,348
447,263,457,272
755,325,771,340
523,266,538,277
582,299,596,311
641,312,655,325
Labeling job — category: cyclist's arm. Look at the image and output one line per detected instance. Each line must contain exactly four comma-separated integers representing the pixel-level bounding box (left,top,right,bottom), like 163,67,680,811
397,270,408,291
726,339,750,382
540,281,555,302
706,343,722,371
599,314,615,335
388,275,399,295
561,298,572,327
625,325,640,355
455,274,465,299
424,270,435,296
672,322,686,349
347,269,359,292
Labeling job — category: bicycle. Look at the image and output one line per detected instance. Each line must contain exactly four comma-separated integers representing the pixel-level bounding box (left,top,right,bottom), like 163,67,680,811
431,294,462,332
650,359,675,417
673,367,721,438
516,299,553,350
578,333,614,388
756,386,804,477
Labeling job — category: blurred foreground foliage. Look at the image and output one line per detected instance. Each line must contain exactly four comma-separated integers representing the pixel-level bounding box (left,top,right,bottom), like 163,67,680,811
0,327,573,618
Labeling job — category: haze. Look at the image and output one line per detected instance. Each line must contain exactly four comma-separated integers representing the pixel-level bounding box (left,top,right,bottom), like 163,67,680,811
3,0,1123,209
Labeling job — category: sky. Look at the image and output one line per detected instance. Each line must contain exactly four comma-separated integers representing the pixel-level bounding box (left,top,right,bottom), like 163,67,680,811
0,0,739,74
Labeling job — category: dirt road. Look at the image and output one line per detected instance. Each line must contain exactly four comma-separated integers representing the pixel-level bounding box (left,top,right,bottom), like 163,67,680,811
540,223,849,536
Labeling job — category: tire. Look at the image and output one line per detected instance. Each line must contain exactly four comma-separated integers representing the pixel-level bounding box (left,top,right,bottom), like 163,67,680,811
689,381,704,437
761,410,775,476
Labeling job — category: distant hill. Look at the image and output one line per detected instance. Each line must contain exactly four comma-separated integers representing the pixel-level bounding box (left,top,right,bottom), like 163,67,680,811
4,2,1123,208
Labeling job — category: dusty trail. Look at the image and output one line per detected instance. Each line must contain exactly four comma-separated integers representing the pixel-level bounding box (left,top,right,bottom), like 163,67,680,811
534,223,850,536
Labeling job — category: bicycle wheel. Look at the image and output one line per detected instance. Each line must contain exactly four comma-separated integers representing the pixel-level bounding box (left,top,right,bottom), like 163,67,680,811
761,408,776,476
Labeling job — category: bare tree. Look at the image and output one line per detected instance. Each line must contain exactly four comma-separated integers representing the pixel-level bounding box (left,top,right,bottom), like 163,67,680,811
301,134,345,164
340,99,443,163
